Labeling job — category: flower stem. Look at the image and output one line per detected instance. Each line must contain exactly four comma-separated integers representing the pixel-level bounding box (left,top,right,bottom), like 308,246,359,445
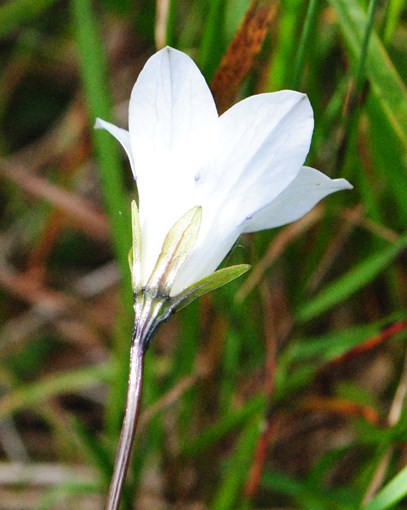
106,335,145,510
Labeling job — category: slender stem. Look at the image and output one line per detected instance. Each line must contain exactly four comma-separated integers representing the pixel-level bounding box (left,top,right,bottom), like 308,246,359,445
291,0,319,90
105,293,170,509
106,337,145,510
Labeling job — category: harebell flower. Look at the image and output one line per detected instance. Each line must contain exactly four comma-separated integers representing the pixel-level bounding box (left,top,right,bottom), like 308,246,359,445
96,46,352,509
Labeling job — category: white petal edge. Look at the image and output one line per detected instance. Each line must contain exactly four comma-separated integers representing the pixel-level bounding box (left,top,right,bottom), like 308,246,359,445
242,166,353,233
95,118,136,178
205,91,314,222
128,46,218,184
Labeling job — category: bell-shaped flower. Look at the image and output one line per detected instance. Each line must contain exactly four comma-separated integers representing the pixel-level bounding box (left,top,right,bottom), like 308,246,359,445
97,48,353,507
96,46,351,312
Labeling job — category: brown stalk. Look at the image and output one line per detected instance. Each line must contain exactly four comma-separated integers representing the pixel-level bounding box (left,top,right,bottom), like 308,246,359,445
0,158,109,242
244,281,279,498
327,319,407,368
211,0,278,114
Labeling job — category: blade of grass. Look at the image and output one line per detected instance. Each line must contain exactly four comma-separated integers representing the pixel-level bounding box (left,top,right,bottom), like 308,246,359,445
268,0,304,90
364,464,407,510
291,0,319,90
262,470,356,510
165,0,178,47
328,0,407,149
38,481,102,510
197,0,226,80
71,0,131,284
0,363,112,421
352,0,378,98
210,414,263,510
296,230,407,323
71,0,133,439
182,394,266,457
367,97,407,225
382,0,405,44
0,0,58,38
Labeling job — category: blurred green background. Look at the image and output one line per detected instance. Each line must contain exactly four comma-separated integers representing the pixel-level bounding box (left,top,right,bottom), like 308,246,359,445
1,0,407,508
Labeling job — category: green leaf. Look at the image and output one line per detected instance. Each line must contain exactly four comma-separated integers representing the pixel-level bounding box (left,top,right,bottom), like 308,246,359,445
291,0,319,89
173,264,251,311
262,470,356,510
0,364,112,421
210,414,262,510
0,0,58,38
181,394,265,456
297,231,407,322
147,206,202,295
328,0,407,149
364,464,407,510
197,0,226,80
71,0,133,440
72,0,131,284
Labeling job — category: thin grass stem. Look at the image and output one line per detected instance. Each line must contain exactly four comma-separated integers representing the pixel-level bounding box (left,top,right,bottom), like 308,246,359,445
353,0,378,98
291,0,319,90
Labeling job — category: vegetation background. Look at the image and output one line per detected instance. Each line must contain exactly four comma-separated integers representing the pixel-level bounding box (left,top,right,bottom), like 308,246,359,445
1,0,407,508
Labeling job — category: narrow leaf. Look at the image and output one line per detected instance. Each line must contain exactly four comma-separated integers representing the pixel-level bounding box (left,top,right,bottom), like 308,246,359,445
0,0,57,38
71,0,131,286
182,395,265,456
364,464,407,510
210,414,262,510
173,264,251,312
328,0,407,148
0,364,112,421
297,231,407,322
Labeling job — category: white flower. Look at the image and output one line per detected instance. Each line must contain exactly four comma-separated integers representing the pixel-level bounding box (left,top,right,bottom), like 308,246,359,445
96,47,352,299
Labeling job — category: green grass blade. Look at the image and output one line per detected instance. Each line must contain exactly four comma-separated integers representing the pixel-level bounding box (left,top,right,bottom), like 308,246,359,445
364,464,407,510
165,0,178,46
291,0,319,89
328,0,407,148
352,0,378,98
71,0,133,437
262,470,356,510
182,395,266,457
71,0,131,285
297,231,407,322
383,0,405,44
210,414,262,510
0,363,112,421
268,0,303,90
0,0,58,38
197,0,226,80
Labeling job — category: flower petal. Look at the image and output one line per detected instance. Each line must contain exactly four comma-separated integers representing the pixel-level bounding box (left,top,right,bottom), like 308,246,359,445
242,166,353,233
170,221,241,296
128,47,218,185
128,47,219,283
204,91,314,224
95,118,136,177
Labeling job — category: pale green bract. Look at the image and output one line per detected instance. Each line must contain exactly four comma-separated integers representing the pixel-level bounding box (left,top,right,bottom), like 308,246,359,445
96,46,352,341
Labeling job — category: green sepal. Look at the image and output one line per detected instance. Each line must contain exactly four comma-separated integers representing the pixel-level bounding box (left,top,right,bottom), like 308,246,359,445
131,200,142,292
172,264,251,312
146,206,202,296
